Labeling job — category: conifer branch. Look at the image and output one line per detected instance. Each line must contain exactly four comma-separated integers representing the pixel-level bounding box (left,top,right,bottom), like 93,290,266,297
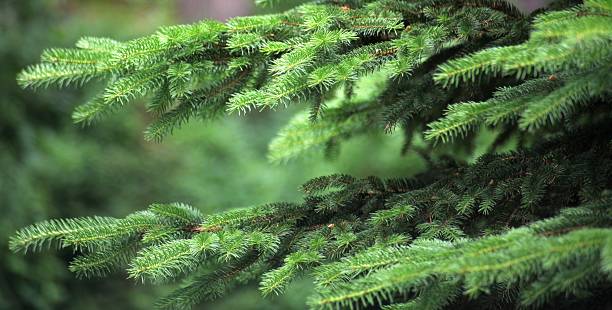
11,0,612,309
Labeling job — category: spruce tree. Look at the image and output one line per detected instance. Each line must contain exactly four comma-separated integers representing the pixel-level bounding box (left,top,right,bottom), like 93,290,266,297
10,0,612,309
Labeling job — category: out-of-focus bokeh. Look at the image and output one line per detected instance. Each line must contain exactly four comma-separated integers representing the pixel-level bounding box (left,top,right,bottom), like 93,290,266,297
0,0,550,309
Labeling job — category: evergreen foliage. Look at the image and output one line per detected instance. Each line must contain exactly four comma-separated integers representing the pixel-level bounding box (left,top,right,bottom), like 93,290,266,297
11,0,612,309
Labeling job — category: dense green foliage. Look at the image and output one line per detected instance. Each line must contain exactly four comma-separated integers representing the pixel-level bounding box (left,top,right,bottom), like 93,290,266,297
0,2,173,308
11,0,612,309
2,1,325,309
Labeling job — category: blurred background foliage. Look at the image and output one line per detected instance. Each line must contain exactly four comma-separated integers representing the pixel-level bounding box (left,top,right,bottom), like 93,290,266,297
0,1,421,309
